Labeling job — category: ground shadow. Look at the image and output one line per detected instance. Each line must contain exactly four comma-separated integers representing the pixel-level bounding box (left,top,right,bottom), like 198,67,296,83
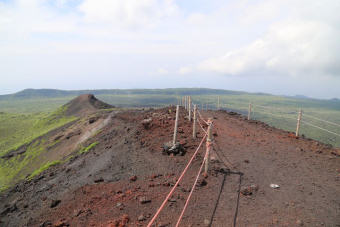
209,169,243,227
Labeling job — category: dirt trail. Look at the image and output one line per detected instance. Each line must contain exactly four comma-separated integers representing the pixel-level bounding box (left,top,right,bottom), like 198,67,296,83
0,107,339,227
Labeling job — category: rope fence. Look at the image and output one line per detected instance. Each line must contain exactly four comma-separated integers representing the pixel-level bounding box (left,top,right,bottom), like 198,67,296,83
185,95,339,146
148,96,214,226
148,94,339,226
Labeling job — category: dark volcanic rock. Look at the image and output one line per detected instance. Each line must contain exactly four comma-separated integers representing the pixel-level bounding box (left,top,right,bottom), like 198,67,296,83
50,200,61,208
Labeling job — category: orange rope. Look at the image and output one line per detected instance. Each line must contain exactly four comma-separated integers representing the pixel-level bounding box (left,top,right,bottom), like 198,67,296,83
147,134,207,227
197,117,208,135
197,110,208,125
175,150,206,226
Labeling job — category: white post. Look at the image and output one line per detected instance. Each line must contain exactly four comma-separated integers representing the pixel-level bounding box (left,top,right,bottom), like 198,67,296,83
296,109,302,137
248,103,252,120
188,96,191,121
186,96,188,110
217,96,220,110
205,118,213,175
173,105,180,145
193,104,197,139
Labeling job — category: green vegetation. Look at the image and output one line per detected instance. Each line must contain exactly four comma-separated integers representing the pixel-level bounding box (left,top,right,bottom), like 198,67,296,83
28,160,62,180
78,142,99,154
0,139,46,191
0,104,77,191
0,105,77,157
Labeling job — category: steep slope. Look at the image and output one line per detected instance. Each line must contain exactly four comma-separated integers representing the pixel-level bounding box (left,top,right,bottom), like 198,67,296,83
0,94,113,192
0,107,339,226
63,94,113,117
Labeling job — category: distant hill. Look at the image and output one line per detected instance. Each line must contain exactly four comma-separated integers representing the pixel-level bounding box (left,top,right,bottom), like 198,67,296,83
0,88,247,99
64,94,113,117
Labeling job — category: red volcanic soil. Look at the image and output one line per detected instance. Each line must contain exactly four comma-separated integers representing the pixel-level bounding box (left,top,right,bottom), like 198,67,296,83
1,106,339,227
64,94,113,117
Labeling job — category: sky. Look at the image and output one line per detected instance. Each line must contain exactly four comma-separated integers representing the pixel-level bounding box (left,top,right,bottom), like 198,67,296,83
0,0,339,98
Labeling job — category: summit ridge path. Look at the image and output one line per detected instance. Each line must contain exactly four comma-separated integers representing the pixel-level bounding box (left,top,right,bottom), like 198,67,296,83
0,107,339,227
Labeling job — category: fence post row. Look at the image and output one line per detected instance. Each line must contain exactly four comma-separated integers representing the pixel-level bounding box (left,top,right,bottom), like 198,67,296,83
173,105,180,145
296,109,302,137
193,104,197,139
248,102,252,120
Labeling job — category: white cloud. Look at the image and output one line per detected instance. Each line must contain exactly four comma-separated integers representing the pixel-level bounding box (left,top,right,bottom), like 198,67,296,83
197,0,340,78
157,67,169,74
0,0,339,98
178,66,192,75
78,0,178,28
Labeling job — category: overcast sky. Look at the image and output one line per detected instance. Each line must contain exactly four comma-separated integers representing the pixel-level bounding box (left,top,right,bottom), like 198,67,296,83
0,0,339,98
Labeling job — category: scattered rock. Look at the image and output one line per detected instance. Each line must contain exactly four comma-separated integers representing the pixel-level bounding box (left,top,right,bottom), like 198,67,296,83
94,177,104,183
139,196,151,204
1,203,17,215
121,214,130,226
296,219,304,226
39,220,52,227
73,209,84,217
244,159,250,163
204,219,211,226
54,219,69,227
88,116,98,124
141,118,153,129
240,184,259,196
53,135,63,142
168,198,176,202
163,142,185,156
138,214,146,221
270,184,280,189
151,174,162,179
65,129,81,139
50,199,61,208
228,112,238,116
130,176,137,182
197,179,207,187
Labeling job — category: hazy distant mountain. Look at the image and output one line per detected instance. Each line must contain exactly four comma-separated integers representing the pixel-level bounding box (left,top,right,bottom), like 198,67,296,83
0,88,247,99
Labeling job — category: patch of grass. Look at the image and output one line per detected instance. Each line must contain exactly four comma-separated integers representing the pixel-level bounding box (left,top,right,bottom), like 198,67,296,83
0,139,47,191
28,160,62,180
78,142,99,154
0,105,77,191
0,105,77,157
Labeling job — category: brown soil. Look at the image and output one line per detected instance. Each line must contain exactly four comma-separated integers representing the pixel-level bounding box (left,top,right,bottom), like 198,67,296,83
1,106,339,227
64,94,113,117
